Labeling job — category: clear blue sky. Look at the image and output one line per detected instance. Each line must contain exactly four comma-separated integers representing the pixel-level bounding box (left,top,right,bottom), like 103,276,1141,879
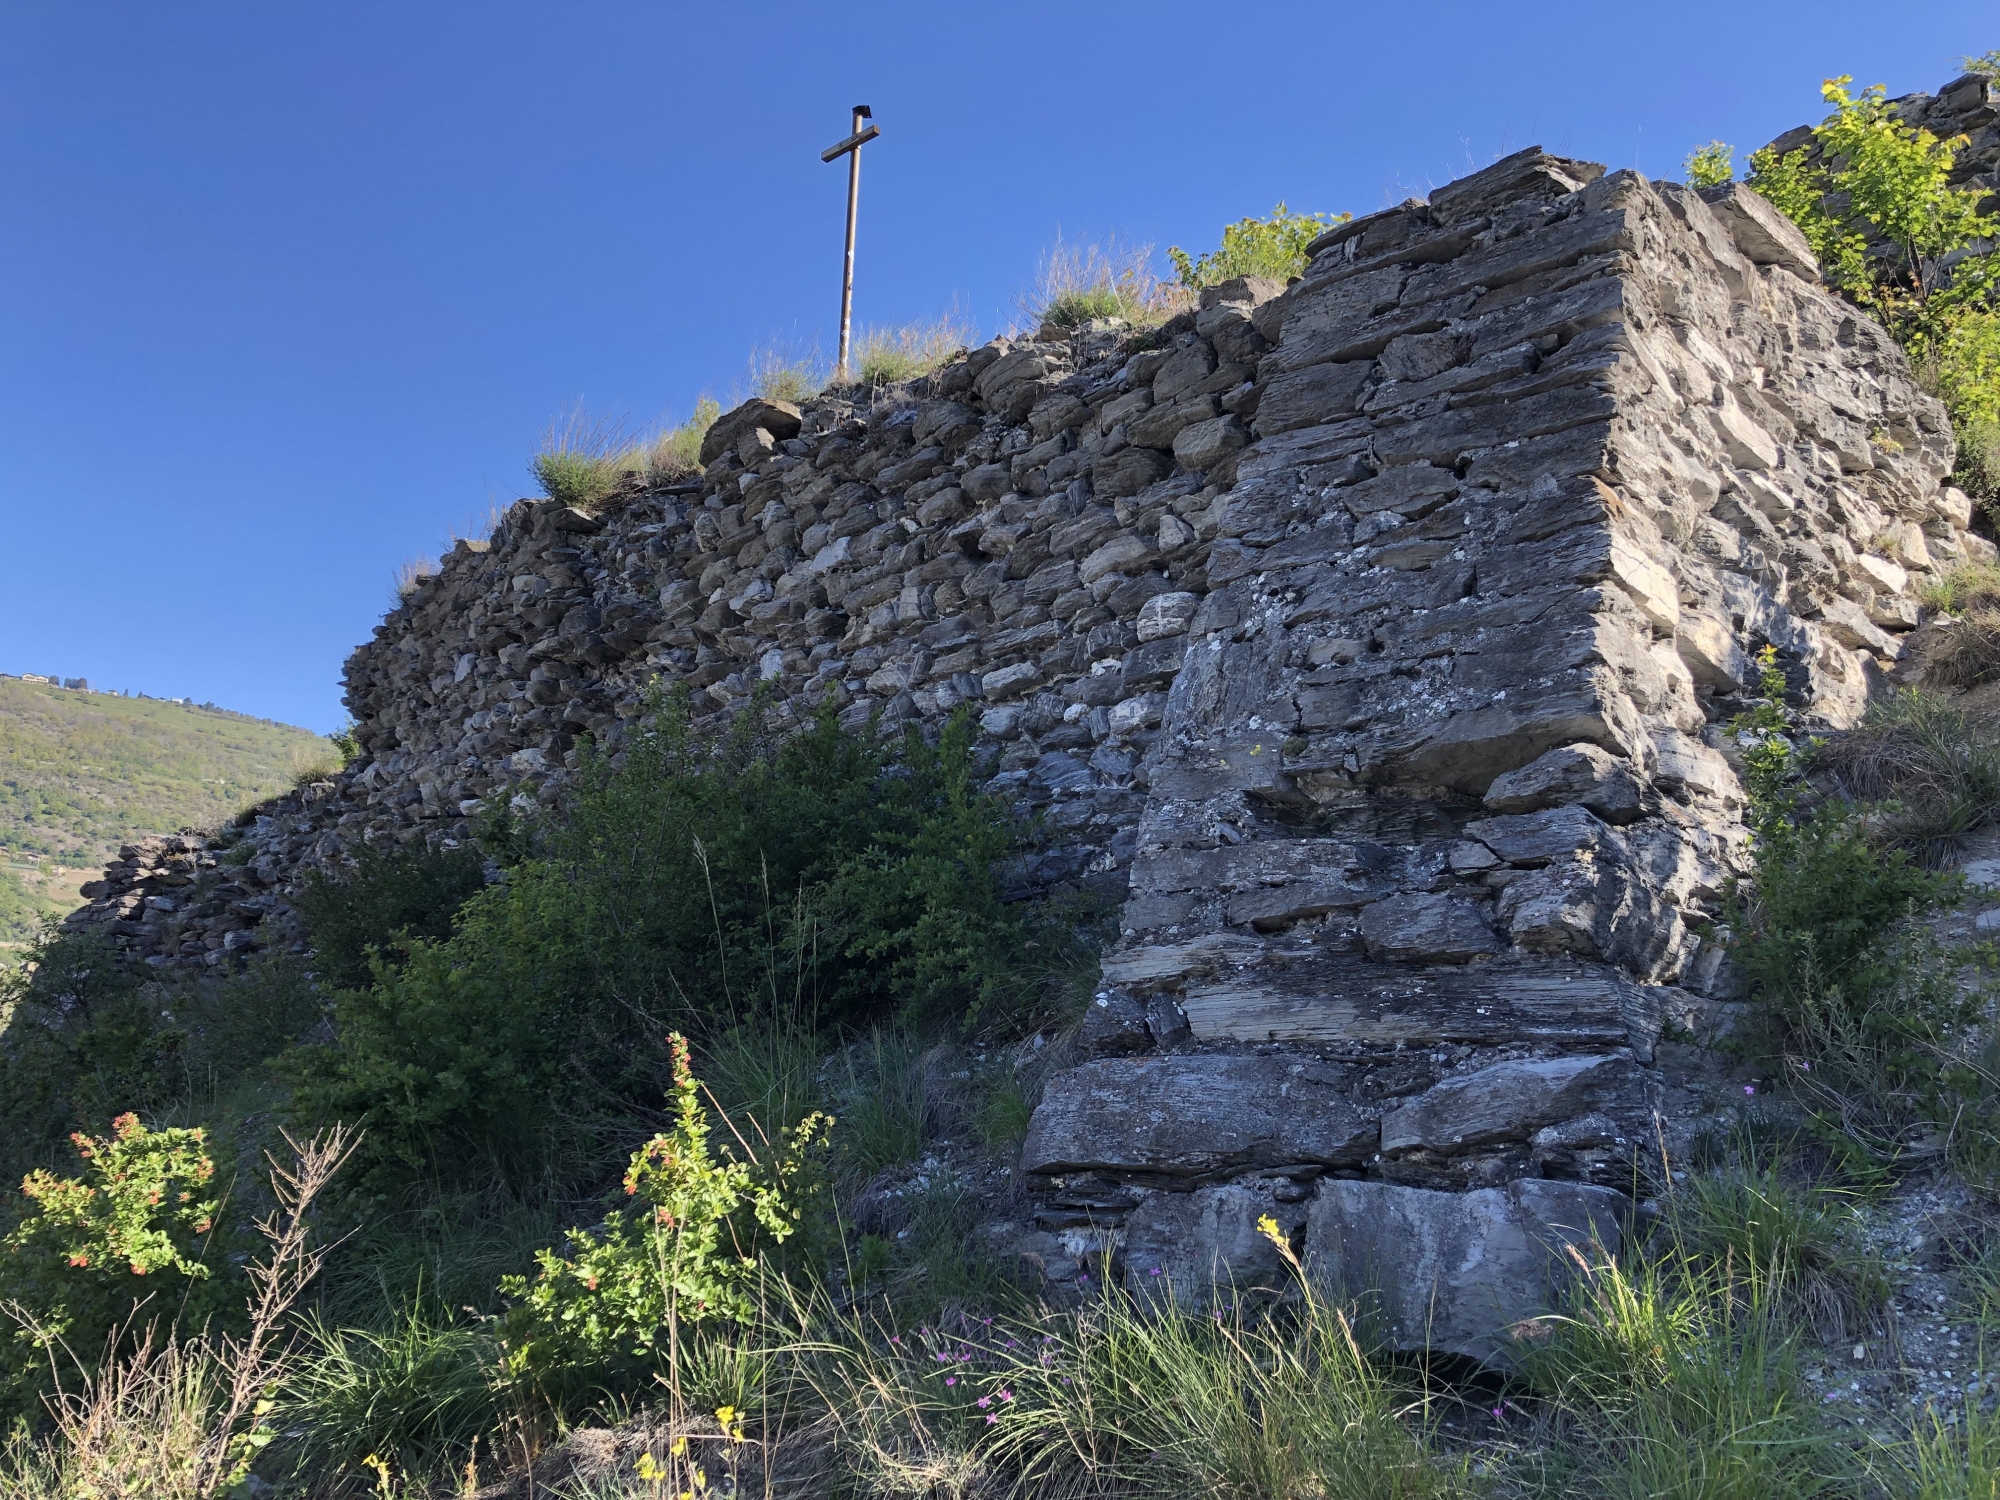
2,2,1991,732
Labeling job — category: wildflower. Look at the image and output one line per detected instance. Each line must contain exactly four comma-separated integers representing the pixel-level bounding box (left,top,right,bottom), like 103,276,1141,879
985,1414,998,1424
1744,1084,1757,1096
977,1396,991,1409
998,1388,1014,1402
945,1377,957,1387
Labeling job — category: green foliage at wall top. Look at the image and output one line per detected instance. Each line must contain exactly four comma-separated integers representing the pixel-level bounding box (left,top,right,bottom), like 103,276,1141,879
1169,203,1349,291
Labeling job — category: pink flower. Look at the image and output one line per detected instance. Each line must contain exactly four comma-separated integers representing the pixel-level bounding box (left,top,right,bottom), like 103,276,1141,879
945,1377,956,1387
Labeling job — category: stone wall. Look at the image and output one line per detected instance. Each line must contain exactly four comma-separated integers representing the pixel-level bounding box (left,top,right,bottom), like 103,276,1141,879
62,121,1994,1358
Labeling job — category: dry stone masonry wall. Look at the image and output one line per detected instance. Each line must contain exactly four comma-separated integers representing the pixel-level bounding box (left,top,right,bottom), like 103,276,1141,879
64,127,1995,1359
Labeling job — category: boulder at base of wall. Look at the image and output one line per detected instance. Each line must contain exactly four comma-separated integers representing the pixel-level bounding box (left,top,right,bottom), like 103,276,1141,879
1305,1177,1626,1366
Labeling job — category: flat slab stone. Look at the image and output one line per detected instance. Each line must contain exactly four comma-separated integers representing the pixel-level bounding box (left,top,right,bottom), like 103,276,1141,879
1021,1054,1379,1180
1380,1054,1645,1155
1306,1177,1626,1365
1179,952,1641,1050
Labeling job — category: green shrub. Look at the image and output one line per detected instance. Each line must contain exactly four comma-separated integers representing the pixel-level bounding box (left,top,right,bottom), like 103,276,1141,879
1730,651,2000,1170
292,842,487,992
1169,202,1348,290
1747,73,2000,497
287,697,1067,1193
1684,140,1734,187
494,1035,827,1413
0,930,169,1188
0,1115,234,1423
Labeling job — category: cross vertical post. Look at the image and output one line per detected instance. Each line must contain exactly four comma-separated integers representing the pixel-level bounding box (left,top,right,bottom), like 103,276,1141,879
821,105,879,383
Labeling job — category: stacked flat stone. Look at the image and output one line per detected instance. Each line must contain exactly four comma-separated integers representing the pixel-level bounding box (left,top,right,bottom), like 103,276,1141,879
65,821,302,968
58,103,1995,1357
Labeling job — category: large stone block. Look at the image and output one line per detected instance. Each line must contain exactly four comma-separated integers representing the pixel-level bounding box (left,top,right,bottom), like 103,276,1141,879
1020,1055,1379,1180
1379,1054,1645,1155
1120,1182,1307,1303
1306,1177,1626,1365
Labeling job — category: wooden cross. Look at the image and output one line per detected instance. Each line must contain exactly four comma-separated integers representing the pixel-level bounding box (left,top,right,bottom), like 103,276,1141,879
821,104,880,383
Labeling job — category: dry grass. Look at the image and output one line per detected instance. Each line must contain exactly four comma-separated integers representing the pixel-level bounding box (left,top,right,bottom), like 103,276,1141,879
746,345,826,406
1018,234,1186,336
391,557,435,605
852,315,975,388
0,1331,222,1500
1918,561,2000,691
287,743,341,791
1816,688,2000,864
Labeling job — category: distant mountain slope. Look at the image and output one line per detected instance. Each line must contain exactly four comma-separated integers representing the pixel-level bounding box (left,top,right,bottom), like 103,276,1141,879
0,679,332,943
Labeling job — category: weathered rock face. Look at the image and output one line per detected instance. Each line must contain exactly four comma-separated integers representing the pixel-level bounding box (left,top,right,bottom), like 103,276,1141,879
62,111,1993,1358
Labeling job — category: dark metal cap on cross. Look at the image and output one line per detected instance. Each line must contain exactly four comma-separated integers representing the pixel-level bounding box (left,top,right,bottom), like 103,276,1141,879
821,105,880,383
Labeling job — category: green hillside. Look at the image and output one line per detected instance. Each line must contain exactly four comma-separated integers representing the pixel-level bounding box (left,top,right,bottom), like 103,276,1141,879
0,678,334,944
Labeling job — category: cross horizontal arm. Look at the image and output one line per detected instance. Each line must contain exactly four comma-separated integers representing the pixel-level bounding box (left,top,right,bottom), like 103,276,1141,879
820,123,881,162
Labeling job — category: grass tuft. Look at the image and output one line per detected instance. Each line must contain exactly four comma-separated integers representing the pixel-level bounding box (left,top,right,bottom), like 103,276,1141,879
1918,561,2000,692
391,556,435,604
746,345,825,405
851,316,975,387
531,400,719,510
1020,233,1185,335
1816,689,2000,864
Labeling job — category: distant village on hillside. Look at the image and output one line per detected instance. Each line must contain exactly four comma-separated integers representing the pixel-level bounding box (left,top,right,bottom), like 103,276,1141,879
0,670,307,733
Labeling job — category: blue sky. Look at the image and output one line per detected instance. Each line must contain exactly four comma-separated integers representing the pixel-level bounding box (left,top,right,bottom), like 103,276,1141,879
1,2,1991,732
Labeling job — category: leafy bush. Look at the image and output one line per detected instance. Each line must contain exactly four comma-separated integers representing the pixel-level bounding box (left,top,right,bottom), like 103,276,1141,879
1747,74,2000,496
0,930,168,1188
291,842,487,992
495,1036,827,1411
1683,140,1734,186
1169,202,1348,290
0,1116,233,1423
288,698,1068,1193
